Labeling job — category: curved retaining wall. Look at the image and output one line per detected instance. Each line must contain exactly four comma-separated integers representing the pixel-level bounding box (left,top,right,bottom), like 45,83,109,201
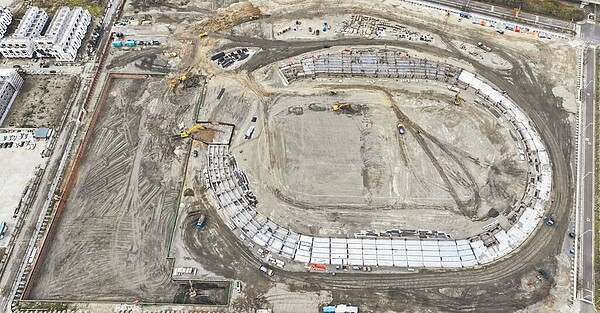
204,54,551,269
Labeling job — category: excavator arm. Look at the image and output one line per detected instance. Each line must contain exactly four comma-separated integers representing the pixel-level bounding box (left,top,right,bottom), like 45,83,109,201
180,124,204,138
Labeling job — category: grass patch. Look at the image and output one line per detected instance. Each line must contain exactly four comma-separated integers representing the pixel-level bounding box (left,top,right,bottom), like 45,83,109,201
473,0,585,22
31,0,105,17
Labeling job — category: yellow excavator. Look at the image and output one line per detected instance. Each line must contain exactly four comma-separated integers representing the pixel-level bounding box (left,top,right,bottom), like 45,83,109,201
170,74,187,92
170,66,193,93
179,124,205,138
332,103,350,111
453,92,464,106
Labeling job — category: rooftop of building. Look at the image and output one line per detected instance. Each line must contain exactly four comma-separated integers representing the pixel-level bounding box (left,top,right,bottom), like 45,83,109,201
13,6,46,38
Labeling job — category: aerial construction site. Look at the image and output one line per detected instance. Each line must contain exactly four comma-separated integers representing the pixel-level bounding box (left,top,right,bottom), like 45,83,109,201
0,0,588,312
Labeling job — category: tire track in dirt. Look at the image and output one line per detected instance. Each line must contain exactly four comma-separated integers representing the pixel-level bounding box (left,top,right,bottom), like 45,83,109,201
325,84,480,219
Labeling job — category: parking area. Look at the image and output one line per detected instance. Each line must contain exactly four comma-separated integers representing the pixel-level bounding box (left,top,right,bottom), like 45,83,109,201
212,48,259,70
0,129,49,248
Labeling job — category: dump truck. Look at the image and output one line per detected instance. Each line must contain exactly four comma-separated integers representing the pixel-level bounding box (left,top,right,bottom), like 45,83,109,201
259,265,274,276
454,92,464,106
546,213,556,226
397,123,405,135
196,215,206,229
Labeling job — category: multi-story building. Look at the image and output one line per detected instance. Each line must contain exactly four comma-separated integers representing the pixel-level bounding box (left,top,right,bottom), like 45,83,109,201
0,8,12,39
0,7,47,58
0,69,24,126
35,6,91,62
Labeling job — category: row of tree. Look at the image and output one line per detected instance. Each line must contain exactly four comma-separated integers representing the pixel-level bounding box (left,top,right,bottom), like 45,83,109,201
475,0,586,21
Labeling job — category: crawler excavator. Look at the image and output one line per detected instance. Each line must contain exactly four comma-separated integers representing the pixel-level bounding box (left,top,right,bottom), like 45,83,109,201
169,66,193,93
332,103,350,111
178,124,205,138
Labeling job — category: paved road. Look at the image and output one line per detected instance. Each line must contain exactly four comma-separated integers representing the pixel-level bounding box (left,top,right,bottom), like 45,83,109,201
421,0,574,32
580,47,597,313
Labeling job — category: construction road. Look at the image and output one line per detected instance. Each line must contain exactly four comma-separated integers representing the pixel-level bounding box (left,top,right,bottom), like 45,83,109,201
193,28,576,312
579,47,596,313
6,2,580,312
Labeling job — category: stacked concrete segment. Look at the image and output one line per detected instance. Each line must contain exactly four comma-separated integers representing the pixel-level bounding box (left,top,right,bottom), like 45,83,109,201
458,71,552,264
207,144,479,269
279,51,460,83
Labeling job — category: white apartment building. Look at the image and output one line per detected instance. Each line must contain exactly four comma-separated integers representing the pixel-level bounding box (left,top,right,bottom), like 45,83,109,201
0,69,23,126
0,7,47,58
35,6,91,62
0,8,12,39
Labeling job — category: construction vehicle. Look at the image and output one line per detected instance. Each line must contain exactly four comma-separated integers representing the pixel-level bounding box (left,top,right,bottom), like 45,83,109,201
309,264,327,271
443,11,450,23
199,32,208,38
546,213,556,226
332,103,350,111
170,74,187,92
170,66,193,93
259,265,274,276
53,194,62,201
538,268,549,279
514,6,521,18
476,42,492,52
397,123,406,135
196,214,206,229
188,280,197,298
454,92,464,106
178,124,205,138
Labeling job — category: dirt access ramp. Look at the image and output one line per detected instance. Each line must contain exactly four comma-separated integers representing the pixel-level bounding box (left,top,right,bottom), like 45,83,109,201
195,2,261,33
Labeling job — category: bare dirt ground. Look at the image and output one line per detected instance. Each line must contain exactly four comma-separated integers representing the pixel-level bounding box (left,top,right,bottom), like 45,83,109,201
22,0,579,311
3,75,77,128
27,76,195,302
192,2,576,311
242,83,526,238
